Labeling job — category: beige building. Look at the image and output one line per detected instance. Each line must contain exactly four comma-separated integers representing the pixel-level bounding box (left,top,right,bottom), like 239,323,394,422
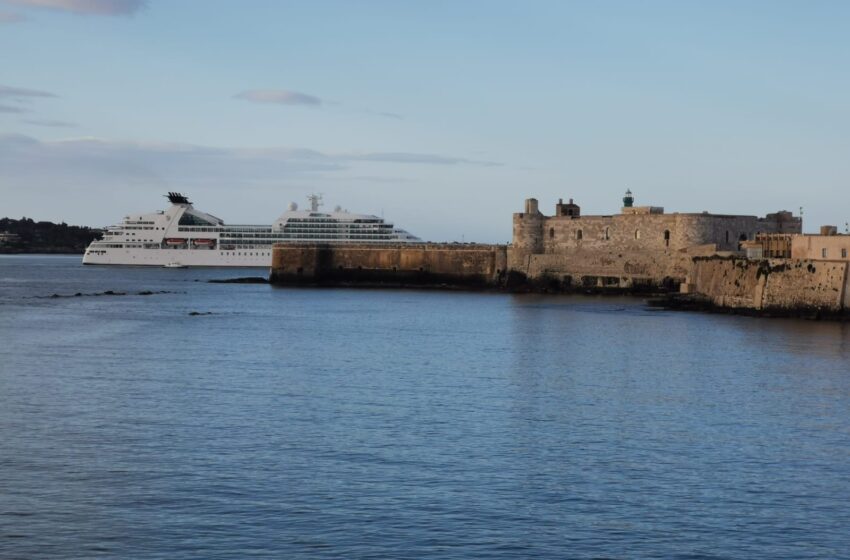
791,230,850,261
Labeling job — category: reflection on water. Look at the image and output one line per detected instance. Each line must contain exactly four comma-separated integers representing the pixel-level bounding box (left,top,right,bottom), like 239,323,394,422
1,256,850,559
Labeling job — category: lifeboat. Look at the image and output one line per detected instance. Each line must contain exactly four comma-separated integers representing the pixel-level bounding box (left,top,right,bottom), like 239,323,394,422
192,238,215,246
164,238,187,245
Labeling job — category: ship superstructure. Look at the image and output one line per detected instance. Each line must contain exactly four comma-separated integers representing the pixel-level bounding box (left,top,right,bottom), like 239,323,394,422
83,193,421,267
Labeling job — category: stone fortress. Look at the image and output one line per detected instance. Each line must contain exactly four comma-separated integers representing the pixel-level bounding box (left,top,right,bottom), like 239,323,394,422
508,190,801,290
269,189,850,317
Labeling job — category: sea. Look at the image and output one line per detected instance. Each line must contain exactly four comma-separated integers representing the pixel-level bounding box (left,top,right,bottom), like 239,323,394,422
1,255,849,559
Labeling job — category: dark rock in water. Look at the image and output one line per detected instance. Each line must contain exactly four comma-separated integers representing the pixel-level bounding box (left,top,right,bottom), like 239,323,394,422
188,311,214,316
35,289,176,300
208,277,269,284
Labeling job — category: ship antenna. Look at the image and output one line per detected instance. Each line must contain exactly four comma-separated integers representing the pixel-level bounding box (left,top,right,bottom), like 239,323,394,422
307,193,323,212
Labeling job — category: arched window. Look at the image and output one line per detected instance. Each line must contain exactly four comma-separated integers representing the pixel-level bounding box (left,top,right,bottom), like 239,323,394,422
604,227,610,240
635,229,641,240
549,227,555,239
664,230,670,247
576,229,583,240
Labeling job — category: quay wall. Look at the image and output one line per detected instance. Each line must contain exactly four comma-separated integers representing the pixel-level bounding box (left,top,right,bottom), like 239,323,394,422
270,243,508,288
507,244,718,291
688,256,850,315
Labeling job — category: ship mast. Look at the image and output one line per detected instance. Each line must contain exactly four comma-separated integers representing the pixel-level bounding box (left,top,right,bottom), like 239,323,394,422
307,194,323,212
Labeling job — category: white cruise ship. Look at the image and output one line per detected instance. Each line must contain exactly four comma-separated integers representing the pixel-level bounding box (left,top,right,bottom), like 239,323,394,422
83,193,421,267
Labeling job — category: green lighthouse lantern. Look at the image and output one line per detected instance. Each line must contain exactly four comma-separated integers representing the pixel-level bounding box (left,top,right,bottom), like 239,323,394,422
623,189,634,208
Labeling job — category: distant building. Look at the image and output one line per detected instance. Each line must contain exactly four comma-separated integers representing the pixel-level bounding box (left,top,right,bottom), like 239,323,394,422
0,232,20,245
791,228,850,261
743,233,795,259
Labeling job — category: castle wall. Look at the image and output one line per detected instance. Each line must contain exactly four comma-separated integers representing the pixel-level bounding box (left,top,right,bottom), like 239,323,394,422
535,213,792,255
511,198,802,288
270,243,507,288
507,244,717,290
689,257,850,315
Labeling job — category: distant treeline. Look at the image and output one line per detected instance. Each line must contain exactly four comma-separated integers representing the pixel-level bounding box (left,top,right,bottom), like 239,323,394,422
0,217,102,254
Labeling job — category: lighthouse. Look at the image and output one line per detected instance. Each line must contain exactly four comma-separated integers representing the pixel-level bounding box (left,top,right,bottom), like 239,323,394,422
623,189,634,208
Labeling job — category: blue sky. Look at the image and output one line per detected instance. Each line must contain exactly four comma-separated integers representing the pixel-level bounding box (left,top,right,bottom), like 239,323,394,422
1,0,848,241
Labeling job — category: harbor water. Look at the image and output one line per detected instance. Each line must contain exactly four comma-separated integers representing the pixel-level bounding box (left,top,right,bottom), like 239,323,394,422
1,255,849,559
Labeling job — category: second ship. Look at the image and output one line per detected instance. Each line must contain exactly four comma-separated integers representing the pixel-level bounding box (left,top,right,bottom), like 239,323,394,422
83,193,421,267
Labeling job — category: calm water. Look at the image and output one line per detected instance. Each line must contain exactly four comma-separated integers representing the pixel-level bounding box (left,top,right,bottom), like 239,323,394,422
2,255,850,559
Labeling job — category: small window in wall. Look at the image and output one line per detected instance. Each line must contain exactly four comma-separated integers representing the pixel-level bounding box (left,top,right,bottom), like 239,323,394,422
842,248,848,259
725,231,730,244
663,230,670,247
822,248,828,258
576,229,583,240
635,230,641,240
549,227,555,239
739,233,748,242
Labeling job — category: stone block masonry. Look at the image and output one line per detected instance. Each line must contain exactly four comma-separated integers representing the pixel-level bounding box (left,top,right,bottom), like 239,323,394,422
510,195,801,290
685,256,850,317
270,243,508,289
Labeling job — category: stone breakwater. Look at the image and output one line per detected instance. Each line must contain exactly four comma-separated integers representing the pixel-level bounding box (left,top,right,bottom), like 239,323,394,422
662,256,850,319
270,245,850,320
269,243,686,293
270,243,508,289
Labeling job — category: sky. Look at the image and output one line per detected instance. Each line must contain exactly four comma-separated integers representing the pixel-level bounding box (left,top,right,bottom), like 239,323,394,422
1,0,848,241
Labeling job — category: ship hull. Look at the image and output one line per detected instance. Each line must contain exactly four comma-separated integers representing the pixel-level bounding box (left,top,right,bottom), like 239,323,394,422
83,247,271,267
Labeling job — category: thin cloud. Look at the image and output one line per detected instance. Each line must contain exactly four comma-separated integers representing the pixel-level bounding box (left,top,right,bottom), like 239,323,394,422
0,134,502,193
365,109,403,120
234,89,323,107
343,152,501,167
0,10,26,22
22,118,77,127
0,84,57,100
4,0,146,15
0,104,29,114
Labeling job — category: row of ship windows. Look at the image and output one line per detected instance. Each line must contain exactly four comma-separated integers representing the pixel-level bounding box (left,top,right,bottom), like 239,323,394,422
219,231,394,242
222,235,397,241
93,237,399,250
282,234,396,239
287,218,381,224
282,226,393,232
178,227,270,233
176,225,393,233
87,249,270,257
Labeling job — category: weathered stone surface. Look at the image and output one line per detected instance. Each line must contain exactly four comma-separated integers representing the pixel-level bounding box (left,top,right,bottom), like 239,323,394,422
270,243,508,289
686,256,850,317
510,198,800,289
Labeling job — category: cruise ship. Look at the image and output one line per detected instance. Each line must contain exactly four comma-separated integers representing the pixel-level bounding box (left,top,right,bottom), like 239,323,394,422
83,193,421,267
